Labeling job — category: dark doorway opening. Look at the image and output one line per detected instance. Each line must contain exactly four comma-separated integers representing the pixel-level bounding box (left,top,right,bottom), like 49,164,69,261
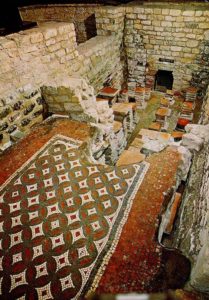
84,14,97,41
155,70,174,92
129,97,135,103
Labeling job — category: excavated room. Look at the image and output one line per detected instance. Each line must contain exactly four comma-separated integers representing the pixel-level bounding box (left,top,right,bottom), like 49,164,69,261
0,1,209,299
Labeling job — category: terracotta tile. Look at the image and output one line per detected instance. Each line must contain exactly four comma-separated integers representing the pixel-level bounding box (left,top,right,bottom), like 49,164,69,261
0,118,91,185
186,86,198,94
135,87,145,93
99,86,119,97
120,89,128,94
182,101,195,110
149,122,162,131
156,107,171,117
172,131,184,141
97,147,182,294
176,118,190,130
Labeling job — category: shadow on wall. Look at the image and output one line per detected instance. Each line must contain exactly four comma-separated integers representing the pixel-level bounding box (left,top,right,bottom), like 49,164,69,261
75,13,97,44
0,2,37,35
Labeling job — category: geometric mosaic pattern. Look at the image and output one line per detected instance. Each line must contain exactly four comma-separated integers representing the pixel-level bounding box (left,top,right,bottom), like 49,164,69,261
0,135,149,299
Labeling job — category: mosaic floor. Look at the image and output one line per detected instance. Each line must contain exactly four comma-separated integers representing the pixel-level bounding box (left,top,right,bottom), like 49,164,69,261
0,118,193,299
0,132,149,299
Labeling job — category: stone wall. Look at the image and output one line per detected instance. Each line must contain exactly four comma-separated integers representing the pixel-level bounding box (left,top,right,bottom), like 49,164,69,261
41,77,100,124
95,6,125,39
125,3,209,90
19,4,99,44
77,35,124,91
172,86,209,293
18,3,209,91
0,87,45,152
0,19,124,151
191,30,209,95
0,22,77,97
19,5,127,89
0,21,124,97
189,141,209,293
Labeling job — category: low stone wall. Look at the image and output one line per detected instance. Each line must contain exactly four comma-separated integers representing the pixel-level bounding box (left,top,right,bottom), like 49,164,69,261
190,142,209,292
41,78,132,166
77,36,124,91
171,86,209,293
200,86,209,124
0,20,124,153
41,77,100,124
0,22,77,97
0,21,124,98
19,4,99,44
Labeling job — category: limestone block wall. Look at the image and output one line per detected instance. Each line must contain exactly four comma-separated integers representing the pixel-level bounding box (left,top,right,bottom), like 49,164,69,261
124,17,147,86
0,20,124,152
191,30,209,94
190,142,209,293
18,3,209,91
77,36,124,91
125,3,209,90
41,77,127,165
95,6,125,40
19,5,126,90
172,85,209,293
0,21,124,98
19,4,99,44
0,22,77,97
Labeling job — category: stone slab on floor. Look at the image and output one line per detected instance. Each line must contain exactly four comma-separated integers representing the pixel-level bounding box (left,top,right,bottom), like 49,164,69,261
130,137,144,149
138,128,171,142
116,149,145,166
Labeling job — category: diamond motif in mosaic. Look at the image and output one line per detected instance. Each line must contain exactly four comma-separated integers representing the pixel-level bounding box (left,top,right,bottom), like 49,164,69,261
0,135,149,299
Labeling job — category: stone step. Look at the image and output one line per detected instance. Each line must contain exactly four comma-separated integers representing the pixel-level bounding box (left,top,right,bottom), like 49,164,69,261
138,128,171,142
